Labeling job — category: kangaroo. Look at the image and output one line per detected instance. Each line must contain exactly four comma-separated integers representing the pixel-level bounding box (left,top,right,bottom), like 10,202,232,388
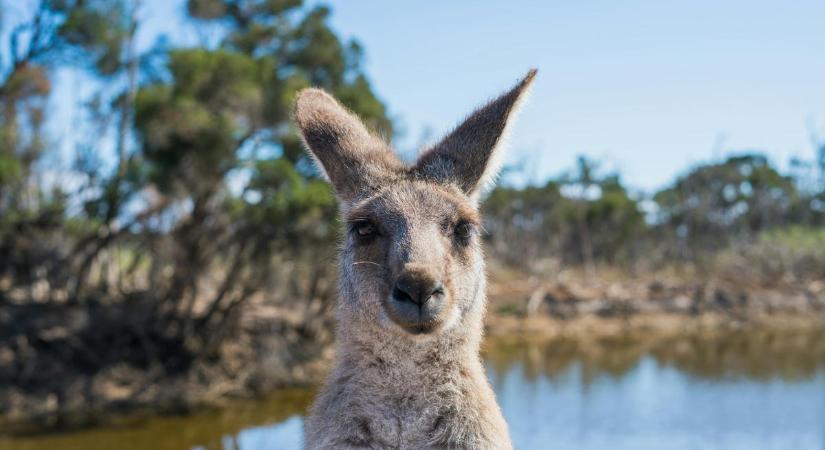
295,69,536,449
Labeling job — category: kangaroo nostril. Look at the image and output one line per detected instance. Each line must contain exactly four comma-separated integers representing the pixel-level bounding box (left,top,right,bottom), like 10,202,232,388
419,282,444,306
392,284,415,303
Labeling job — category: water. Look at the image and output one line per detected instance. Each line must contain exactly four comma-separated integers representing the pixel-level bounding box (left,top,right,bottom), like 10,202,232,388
3,330,825,450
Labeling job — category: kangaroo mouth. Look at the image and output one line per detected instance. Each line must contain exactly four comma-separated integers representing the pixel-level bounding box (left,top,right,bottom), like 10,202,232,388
382,296,448,335
406,321,439,335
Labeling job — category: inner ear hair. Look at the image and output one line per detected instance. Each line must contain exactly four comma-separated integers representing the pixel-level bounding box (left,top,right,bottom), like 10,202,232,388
294,88,404,203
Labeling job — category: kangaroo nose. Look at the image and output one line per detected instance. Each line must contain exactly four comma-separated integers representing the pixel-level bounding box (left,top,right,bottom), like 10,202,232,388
392,271,444,306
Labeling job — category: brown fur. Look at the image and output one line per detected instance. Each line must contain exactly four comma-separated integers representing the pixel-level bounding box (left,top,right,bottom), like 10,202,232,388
295,70,536,449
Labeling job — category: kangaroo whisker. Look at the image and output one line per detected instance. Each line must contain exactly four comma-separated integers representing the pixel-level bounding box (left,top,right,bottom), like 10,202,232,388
352,261,382,268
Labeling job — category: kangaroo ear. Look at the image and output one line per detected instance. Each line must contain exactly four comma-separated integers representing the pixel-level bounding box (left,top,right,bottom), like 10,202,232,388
415,69,537,200
294,88,403,204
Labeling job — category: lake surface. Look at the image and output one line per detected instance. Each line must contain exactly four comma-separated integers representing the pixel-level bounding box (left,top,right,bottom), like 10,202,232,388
3,329,825,450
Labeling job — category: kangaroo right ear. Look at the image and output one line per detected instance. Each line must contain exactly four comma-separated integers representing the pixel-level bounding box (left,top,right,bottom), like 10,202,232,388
294,88,403,204
414,70,536,201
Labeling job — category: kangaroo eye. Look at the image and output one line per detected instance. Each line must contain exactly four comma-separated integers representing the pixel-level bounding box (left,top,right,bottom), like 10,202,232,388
351,220,378,239
453,221,475,245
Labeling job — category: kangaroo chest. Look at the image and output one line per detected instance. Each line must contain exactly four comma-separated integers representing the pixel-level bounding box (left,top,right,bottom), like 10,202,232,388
329,354,490,446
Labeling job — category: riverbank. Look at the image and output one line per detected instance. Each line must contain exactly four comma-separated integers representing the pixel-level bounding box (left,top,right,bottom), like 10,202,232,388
4,328,825,450
485,265,825,338
0,298,331,434
2,266,824,434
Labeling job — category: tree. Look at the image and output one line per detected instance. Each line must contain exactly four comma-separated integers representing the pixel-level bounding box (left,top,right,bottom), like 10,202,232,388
483,156,644,271
483,180,566,269
0,0,136,287
121,0,394,343
1,0,393,370
654,154,799,259
580,175,644,265
561,156,599,273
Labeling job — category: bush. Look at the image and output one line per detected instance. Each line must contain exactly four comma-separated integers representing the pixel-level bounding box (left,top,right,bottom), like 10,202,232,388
715,227,825,285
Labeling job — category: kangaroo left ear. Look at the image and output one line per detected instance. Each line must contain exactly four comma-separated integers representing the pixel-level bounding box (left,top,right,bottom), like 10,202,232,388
414,69,537,200
294,88,404,206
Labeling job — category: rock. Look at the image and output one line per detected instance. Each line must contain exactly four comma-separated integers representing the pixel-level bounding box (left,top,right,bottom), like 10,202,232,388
663,295,692,314
0,345,14,367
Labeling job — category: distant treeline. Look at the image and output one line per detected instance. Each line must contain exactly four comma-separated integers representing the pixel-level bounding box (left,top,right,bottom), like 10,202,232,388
484,152,825,280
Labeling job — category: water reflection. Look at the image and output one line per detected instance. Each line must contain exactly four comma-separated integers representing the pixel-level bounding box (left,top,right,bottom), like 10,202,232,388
486,330,825,450
0,389,314,450
2,329,824,450
484,329,825,384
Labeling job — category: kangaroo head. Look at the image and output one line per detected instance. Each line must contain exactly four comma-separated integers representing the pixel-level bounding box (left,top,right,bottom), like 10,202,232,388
295,70,535,338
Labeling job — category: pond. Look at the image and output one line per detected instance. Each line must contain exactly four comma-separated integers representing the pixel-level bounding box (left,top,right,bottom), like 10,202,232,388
2,329,825,450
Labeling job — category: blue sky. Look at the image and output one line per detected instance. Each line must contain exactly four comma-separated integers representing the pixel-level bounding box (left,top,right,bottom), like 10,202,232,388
40,0,825,191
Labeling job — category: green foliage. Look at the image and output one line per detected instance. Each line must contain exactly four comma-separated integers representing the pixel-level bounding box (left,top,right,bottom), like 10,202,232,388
485,157,646,269
134,48,275,192
483,180,565,266
716,227,825,284
581,176,644,263
53,0,130,75
0,153,21,182
185,0,391,137
483,153,820,273
240,158,338,247
1,0,134,214
0,64,50,211
654,154,800,256
0,0,388,363
760,226,825,252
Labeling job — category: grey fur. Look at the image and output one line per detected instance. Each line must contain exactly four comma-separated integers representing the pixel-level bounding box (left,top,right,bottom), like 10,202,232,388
294,70,536,449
